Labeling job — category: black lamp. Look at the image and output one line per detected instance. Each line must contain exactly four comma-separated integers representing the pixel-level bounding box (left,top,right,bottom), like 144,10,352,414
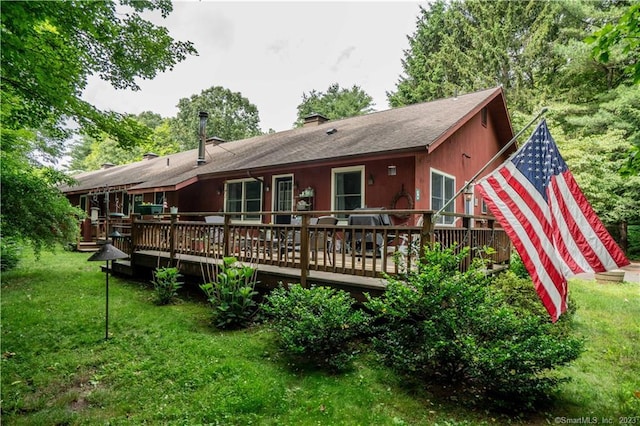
88,243,128,340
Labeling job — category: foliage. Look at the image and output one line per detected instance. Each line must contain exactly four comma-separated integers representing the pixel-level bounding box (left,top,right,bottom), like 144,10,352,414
294,83,375,127
1,1,193,250
0,237,22,272
151,266,183,305
1,0,195,147
387,0,580,111
199,257,259,329
262,284,370,372
1,131,84,254
67,112,181,172
491,270,577,336
628,224,640,260
586,2,640,85
173,86,262,150
508,251,530,279
2,250,638,423
365,244,584,411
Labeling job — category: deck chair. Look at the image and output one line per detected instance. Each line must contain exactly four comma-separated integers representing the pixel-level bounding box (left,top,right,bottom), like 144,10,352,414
310,216,338,265
204,215,225,246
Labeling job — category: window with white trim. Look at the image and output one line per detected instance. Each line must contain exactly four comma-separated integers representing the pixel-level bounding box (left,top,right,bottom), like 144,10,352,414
431,169,455,225
332,166,364,218
225,178,263,221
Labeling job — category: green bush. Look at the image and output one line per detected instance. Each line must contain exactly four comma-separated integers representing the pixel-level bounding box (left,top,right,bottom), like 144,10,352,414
365,244,584,411
491,270,577,335
200,257,259,329
0,237,22,272
263,284,370,372
628,224,640,260
151,267,183,305
508,251,530,278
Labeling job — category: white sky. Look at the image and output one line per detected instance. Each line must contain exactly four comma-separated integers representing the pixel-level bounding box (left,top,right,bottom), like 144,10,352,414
82,1,423,133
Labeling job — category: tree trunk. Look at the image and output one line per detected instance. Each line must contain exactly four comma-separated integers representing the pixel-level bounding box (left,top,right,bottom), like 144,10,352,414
619,220,628,254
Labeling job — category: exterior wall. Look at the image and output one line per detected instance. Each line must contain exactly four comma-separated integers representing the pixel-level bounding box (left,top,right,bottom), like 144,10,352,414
415,108,508,224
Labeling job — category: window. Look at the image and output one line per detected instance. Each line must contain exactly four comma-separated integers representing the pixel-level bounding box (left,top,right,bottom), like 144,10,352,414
155,191,165,206
132,194,143,214
225,178,263,221
332,166,364,217
481,198,488,214
431,169,455,225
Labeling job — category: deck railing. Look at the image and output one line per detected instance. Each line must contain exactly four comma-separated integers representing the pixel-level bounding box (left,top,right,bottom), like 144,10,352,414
127,210,511,285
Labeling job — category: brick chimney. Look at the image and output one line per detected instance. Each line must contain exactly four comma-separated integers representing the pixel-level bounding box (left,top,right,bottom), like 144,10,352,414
303,113,329,127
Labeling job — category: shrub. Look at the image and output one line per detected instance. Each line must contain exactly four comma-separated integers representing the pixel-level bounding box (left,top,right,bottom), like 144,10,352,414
151,267,183,305
491,270,577,336
0,237,22,272
200,257,259,329
508,251,530,278
263,284,370,372
365,244,584,411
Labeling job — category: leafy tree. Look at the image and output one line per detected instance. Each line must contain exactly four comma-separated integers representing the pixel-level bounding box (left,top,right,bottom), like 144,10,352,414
388,0,579,111
294,83,374,127
1,1,194,256
586,2,640,85
67,113,181,172
1,0,196,147
1,130,84,258
173,86,262,150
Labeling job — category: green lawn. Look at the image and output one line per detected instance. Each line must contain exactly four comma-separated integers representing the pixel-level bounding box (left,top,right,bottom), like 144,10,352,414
1,250,638,425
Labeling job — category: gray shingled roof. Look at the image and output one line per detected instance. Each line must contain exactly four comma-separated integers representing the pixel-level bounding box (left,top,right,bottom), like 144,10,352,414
62,87,506,194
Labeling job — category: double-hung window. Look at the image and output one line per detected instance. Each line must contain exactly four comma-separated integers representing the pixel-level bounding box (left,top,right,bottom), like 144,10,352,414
332,166,364,218
431,169,455,225
225,178,263,221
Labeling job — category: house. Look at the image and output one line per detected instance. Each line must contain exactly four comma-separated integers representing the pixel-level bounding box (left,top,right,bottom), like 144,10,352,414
62,87,514,244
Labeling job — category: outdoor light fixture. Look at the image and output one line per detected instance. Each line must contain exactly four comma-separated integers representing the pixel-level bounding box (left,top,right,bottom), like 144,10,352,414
463,184,474,201
87,243,128,340
387,165,397,176
368,173,375,185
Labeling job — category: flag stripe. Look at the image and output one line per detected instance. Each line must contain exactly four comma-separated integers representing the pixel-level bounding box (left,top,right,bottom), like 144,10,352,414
548,174,606,273
498,165,581,276
478,177,564,321
475,119,629,322
555,172,629,269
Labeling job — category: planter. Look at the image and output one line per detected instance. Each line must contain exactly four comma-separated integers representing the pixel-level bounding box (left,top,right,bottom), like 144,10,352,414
594,270,625,284
170,206,178,214
138,204,163,215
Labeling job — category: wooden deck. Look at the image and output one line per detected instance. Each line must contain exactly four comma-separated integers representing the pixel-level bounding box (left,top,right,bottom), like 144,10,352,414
108,210,511,295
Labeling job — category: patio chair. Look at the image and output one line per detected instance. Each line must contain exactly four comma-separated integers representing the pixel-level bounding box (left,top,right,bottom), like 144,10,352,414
204,215,225,247
310,216,338,265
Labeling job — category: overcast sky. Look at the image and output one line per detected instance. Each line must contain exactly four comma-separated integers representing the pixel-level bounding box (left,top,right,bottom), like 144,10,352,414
82,1,423,133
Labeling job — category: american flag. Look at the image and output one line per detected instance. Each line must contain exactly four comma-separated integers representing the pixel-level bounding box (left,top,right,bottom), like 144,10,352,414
476,120,629,322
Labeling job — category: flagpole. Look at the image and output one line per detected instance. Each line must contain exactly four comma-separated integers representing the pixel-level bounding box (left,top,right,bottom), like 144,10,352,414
432,107,549,222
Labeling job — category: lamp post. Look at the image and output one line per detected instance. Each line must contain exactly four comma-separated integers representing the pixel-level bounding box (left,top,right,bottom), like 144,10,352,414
87,243,128,340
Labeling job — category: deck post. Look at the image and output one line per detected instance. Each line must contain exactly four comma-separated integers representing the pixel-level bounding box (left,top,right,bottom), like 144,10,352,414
130,214,138,253
462,215,472,271
299,214,310,288
419,212,436,263
169,213,177,266
223,215,231,257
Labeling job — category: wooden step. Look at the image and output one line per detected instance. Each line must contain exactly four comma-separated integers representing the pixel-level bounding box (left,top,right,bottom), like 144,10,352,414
77,242,100,252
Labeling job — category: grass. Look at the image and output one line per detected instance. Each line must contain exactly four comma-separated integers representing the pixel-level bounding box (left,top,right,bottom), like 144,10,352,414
1,250,639,425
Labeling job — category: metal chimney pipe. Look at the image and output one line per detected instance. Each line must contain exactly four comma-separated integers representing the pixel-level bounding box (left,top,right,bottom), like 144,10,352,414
197,111,208,165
